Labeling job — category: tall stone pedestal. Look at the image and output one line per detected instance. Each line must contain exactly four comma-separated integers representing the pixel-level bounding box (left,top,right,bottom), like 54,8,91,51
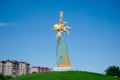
53,36,72,71
56,36,71,67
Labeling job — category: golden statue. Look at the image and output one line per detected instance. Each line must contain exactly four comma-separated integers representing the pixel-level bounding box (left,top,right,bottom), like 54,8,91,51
53,11,71,37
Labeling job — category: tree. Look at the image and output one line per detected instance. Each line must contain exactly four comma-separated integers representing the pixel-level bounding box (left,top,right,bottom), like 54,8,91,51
105,65,120,77
0,73,6,80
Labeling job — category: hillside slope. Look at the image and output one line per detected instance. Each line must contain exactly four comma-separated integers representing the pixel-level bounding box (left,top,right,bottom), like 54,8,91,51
10,71,120,80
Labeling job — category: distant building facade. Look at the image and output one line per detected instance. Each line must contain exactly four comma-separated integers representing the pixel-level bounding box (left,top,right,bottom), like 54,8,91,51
30,66,50,74
18,62,29,76
0,60,29,77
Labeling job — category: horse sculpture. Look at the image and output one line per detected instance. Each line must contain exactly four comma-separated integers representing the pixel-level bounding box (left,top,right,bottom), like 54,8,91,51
53,24,71,37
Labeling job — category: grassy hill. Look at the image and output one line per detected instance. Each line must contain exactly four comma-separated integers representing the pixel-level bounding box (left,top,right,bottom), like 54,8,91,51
10,71,120,80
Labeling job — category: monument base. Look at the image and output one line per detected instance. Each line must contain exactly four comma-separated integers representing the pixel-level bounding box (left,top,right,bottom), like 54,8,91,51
53,67,72,71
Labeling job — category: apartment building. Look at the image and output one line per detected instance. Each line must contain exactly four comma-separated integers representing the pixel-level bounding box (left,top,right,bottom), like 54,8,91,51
0,60,29,77
18,62,29,76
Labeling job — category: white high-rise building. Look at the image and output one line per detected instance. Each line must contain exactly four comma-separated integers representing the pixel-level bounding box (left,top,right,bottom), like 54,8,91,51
18,62,29,76
0,60,29,77
0,61,4,74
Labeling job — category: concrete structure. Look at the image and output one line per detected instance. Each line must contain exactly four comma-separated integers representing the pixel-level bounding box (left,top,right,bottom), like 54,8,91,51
0,60,29,77
53,67,72,71
30,66,50,74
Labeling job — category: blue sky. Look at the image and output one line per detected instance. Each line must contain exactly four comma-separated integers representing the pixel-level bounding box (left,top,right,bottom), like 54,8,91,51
0,0,120,73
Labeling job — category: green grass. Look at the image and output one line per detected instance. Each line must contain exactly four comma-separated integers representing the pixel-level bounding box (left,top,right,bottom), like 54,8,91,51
10,71,120,80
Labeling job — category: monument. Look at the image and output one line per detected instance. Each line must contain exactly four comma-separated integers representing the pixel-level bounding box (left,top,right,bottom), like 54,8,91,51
53,11,72,71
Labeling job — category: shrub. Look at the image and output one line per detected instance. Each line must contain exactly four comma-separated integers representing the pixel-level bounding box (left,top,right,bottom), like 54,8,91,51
5,76,13,80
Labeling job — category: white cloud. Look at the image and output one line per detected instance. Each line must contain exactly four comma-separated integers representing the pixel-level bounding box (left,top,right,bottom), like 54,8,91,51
0,22,15,27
